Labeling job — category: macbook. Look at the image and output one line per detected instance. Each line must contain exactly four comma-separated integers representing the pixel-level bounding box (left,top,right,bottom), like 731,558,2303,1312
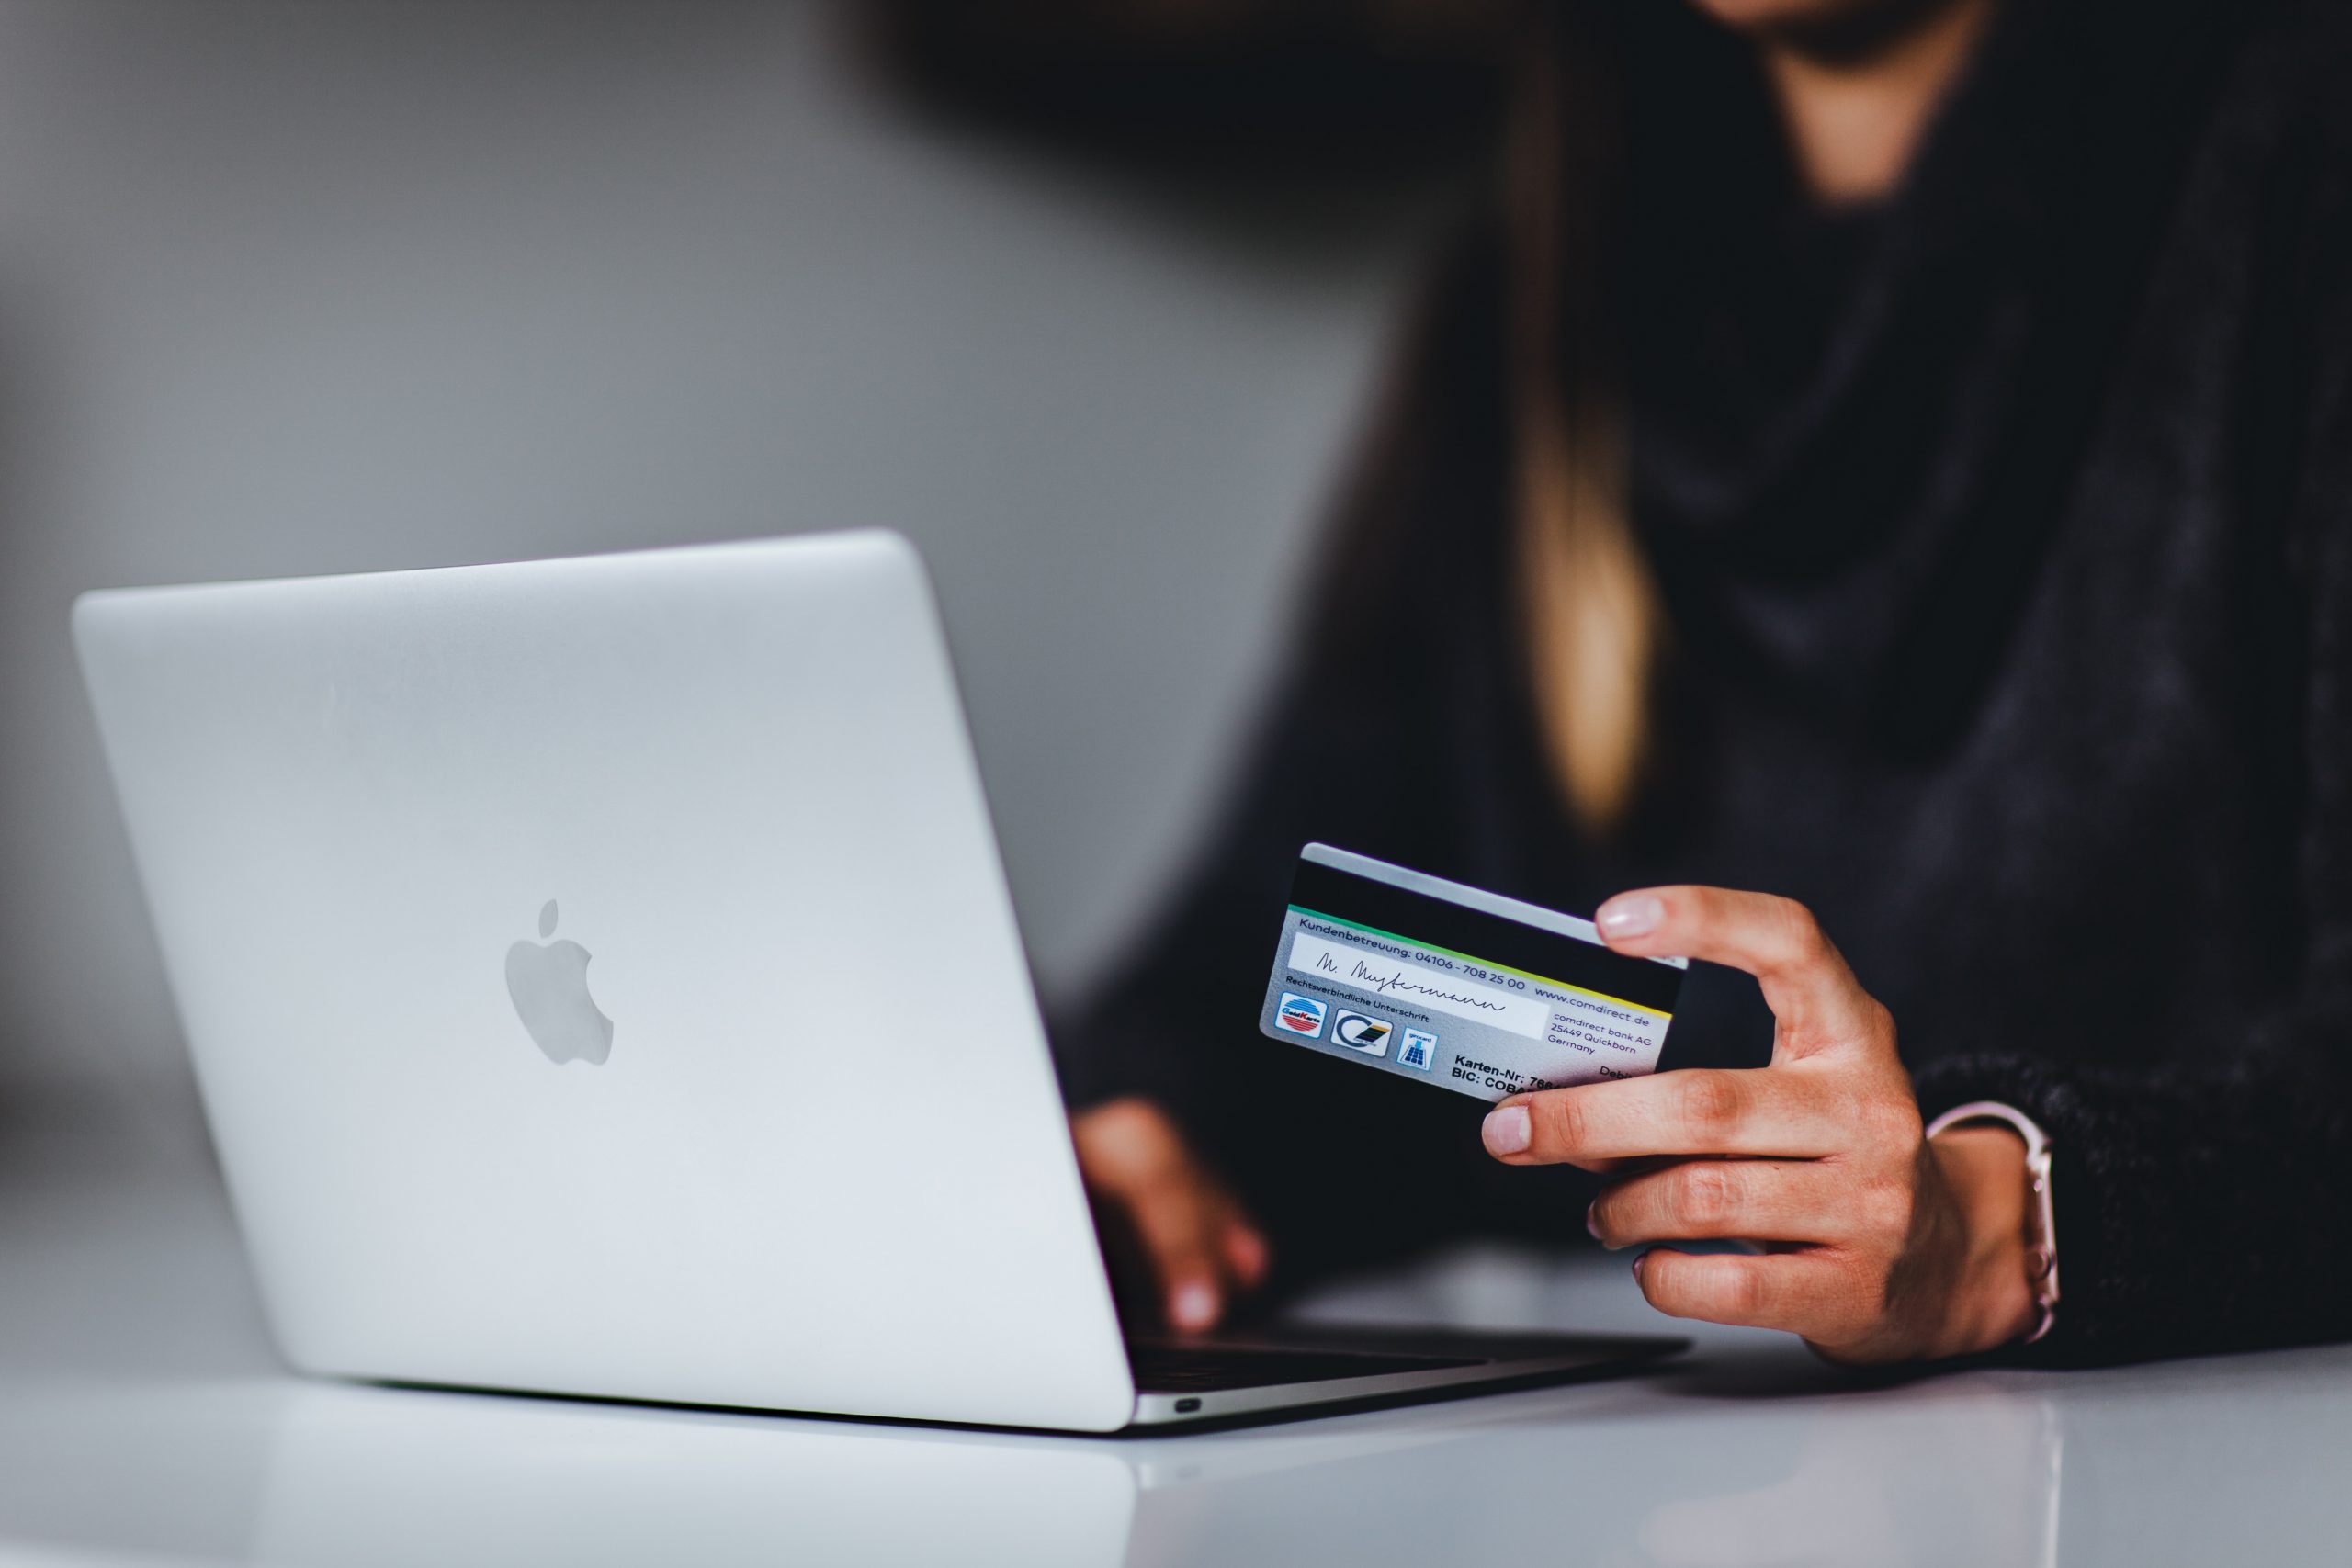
74,531,1682,1430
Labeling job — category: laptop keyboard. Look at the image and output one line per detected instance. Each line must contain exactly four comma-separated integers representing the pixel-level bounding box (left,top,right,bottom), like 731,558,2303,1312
1128,1343,1484,1393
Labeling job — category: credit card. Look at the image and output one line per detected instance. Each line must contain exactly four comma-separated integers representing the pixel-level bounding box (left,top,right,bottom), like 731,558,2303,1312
1258,843,1686,1102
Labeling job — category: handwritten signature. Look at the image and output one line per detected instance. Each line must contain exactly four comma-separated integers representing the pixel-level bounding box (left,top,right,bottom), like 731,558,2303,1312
1314,952,1511,1013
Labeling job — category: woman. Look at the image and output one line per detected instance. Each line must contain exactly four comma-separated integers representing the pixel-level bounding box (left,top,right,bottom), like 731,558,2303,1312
1063,0,2352,1367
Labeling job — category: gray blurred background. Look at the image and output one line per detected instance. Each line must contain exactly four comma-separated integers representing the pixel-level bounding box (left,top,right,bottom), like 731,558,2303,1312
0,0,1494,1149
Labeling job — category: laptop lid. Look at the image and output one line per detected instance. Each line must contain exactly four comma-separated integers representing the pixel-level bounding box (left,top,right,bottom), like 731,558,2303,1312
74,531,1138,1431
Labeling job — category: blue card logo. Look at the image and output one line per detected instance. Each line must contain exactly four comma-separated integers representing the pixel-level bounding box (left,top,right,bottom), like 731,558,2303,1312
1275,992,1329,1037
1397,1028,1438,1071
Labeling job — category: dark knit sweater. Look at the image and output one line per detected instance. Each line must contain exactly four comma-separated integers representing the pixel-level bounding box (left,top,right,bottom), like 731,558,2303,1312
1061,0,2352,1367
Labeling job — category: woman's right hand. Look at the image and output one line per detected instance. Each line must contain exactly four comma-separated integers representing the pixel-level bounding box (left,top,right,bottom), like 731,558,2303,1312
1070,1097,1269,1334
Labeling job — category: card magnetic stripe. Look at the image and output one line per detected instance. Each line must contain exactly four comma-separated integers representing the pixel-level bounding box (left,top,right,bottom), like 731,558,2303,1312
1285,859,1684,1014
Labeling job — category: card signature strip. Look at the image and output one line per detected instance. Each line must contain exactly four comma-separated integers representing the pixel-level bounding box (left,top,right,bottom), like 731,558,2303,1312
1286,907,1675,1022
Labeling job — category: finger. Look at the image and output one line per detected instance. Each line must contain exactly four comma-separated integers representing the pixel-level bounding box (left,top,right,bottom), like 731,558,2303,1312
1121,1179,1232,1332
1220,1210,1271,1288
1070,1098,1187,1193
1485,1069,1846,1166
1594,886,1884,1055
1633,1247,1851,1339
1070,1100,1247,1331
1589,1158,1850,1248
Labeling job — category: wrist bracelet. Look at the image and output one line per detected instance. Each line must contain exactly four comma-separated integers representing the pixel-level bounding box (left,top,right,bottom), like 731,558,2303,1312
1924,1100,2060,1345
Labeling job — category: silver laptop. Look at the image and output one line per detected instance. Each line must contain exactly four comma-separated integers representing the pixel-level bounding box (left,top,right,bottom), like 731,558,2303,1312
74,531,1682,1431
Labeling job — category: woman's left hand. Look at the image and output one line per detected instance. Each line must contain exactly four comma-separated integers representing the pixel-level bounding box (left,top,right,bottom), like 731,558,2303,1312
1479,886,2040,1364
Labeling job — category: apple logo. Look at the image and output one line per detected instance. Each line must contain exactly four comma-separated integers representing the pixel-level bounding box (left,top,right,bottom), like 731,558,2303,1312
504,900,614,1066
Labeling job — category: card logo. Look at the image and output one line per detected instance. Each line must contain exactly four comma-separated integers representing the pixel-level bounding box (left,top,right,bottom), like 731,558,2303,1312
1396,1028,1438,1071
1275,992,1329,1038
504,899,615,1066
1330,1010,1393,1057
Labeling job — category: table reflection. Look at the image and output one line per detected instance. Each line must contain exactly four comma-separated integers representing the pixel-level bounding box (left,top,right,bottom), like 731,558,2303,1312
237,1370,2065,1568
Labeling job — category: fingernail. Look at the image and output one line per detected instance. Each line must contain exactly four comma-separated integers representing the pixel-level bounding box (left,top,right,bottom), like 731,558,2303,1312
1631,1250,1647,1282
1228,1227,1269,1282
1483,1104,1532,1156
1585,1201,1601,1241
1597,895,1664,939
1170,1281,1217,1332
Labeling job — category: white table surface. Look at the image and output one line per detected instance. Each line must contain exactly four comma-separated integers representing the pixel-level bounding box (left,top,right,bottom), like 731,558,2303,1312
3,1124,2346,1568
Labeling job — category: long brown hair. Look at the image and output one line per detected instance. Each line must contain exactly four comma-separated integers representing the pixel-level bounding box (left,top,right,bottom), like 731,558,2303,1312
1510,0,1659,836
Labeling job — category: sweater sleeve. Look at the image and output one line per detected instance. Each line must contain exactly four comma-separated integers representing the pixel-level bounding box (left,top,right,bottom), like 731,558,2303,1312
1914,148,2352,1364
